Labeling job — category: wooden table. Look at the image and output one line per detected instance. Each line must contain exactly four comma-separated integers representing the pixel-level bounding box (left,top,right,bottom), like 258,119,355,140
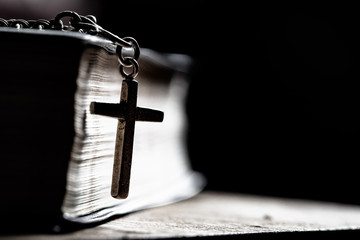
2,191,360,239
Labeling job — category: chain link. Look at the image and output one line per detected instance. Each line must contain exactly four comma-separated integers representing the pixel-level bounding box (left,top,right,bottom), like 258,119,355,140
0,10,140,79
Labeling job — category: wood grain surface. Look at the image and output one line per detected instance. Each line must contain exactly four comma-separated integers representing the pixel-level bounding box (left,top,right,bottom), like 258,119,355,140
3,191,360,239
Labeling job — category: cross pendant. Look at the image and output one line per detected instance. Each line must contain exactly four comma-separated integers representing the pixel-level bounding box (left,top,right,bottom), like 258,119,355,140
90,78,164,199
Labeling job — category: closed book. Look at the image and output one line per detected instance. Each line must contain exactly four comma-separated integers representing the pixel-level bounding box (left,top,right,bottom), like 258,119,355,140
0,28,204,233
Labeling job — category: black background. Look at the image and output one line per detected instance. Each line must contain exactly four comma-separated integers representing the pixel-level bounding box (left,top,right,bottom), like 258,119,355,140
97,2,360,205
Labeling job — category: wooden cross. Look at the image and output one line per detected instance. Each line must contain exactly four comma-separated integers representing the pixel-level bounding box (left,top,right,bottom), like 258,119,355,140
90,78,164,199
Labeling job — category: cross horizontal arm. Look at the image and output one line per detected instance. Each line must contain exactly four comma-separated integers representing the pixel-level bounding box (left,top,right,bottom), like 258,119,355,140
90,102,126,119
136,107,164,122
90,102,164,122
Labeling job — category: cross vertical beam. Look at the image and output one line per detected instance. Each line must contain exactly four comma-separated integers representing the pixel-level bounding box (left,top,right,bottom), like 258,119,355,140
114,79,136,199
90,78,164,199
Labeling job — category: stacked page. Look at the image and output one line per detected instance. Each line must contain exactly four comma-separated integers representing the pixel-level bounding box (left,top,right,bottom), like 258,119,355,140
62,47,205,223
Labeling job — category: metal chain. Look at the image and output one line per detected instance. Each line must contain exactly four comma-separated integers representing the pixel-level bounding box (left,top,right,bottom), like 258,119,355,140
0,10,139,79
